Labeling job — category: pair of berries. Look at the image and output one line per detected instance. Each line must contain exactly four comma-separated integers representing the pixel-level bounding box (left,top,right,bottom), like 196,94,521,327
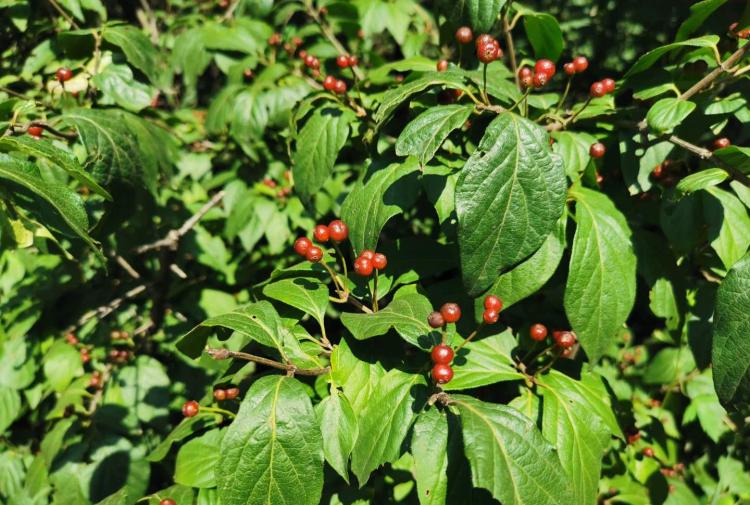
213,387,240,401
713,137,730,150
65,332,78,345
590,142,606,158
89,370,103,389
430,344,454,384
268,32,282,46
80,348,91,363
476,34,503,64
552,330,577,349
336,54,358,68
293,219,349,263
182,400,200,417
56,67,73,83
27,125,43,138
518,59,555,89
590,78,616,97
428,302,461,327
323,75,347,94
481,294,502,324
353,250,387,276
303,54,321,70
562,55,589,75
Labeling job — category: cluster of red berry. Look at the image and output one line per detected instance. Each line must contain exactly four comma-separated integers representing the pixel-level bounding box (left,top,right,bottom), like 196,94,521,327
518,59,556,89
562,55,589,75
430,344,454,384
529,323,578,356
353,250,387,276
336,54,358,68
323,75,348,95
213,387,240,401
729,22,750,39
109,348,131,364
89,370,103,389
262,171,293,199
590,78,616,98
293,219,349,263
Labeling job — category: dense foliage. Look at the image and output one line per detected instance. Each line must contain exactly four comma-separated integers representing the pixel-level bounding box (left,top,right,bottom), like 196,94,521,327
2,0,750,504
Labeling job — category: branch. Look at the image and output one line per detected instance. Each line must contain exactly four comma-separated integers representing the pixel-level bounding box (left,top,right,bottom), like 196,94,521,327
206,348,331,376
305,3,365,81
68,284,149,332
680,42,750,101
47,0,80,30
11,122,78,140
502,16,519,89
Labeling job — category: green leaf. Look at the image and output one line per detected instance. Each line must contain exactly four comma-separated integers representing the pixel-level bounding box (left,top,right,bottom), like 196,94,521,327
0,136,111,199
683,370,729,442
0,385,21,433
452,395,575,505
114,355,170,426
91,63,153,112
455,0,507,33
676,168,729,195
646,97,696,133
565,186,636,361
218,375,323,505
102,24,164,87
350,369,428,486
147,416,219,462
523,13,564,61
316,389,358,483
712,145,750,175
712,253,750,409
0,154,102,260
675,0,728,41
702,187,750,270
175,429,224,488
292,106,355,201
487,216,566,308
444,330,524,390
340,288,436,349
330,338,386,415
643,347,696,385
395,105,472,166
373,71,468,125
263,275,329,325
455,112,566,295
411,408,449,505
624,35,719,77
340,157,421,253
43,341,83,393
552,131,597,179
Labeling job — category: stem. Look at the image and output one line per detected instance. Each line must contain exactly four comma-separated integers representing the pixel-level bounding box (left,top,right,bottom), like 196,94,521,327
454,323,485,352
318,320,332,349
332,242,348,281
502,15,519,89
552,76,572,117
47,0,80,29
321,261,346,297
481,63,490,104
205,348,331,376
508,88,531,112
372,271,379,312
680,42,750,100
202,406,236,418
305,1,365,81
565,96,592,125
533,349,562,376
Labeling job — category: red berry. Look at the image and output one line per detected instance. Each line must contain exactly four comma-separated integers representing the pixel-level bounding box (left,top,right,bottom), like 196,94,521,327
431,344,454,364
519,73,533,88
268,32,282,45
359,250,375,260
739,29,750,39
213,389,227,401
304,54,315,67
573,56,589,73
437,59,449,72
334,79,347,94
80,349,90,363
310,56,321,69
643,447,655,458
534,59,556,78
518,66,532,79
336,54,350,68
590,81,606,98
372,253,387,270
431,364,454,384
292,36,303,47
323,75,336,91
530,323,548,341
262,177,277,188
243,68,254,80
554,331,576,349
56,67,73,82
27,125,43,138
182,400,200,417
305,245,323,263
65,332,78,345
601,78,616,94
652,164,664,179
313,224,330,242
428,311,445,328
293,237,312,256
440,303,461,323
627,431,641,444
348,55,358,66
328,220,348,242
483,309,499,324
532,71,549,88
590,142,606,158
713,137,730,149
225,387,240,400
160,499,176,505
455,26,473,44
298,50,308,60
475,34,494,49
354,256,374,276
562,62,575,76
483,295,502,311
477,41,500,64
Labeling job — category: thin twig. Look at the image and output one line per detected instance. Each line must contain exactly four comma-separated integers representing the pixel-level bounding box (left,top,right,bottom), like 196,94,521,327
305,2,365,81
11,122,78,140
679,43,750,101
68,284,149,332
502,15,519,89
112,253,141,279
206,348,330,376
47,0,80,29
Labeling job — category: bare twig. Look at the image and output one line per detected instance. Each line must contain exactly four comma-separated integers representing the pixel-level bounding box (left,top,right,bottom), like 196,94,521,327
679,43,750,101
10,122,78,140
68,284,149,332
112,253,141,279
136,0,159,43
305,3,365,81
47,0,80,29
206,348,331,376
502,16,519,89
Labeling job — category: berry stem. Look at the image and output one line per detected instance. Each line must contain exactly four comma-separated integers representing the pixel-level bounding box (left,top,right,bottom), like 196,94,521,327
372,270,379,312
502,14,519,89
201,406,236,418
507,88,531,113
205,348,331,376
304,0,365,80
552,75,573,117
321,261,347,298
481,63,490,105
332,242,349,281
454,322,485,352
564,96,592,126
318,320,332,350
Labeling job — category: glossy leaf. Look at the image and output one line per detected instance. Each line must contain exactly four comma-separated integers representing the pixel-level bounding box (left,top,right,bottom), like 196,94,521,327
395,105,472,166
702,187,750,270
624,36,719,77
646,97,696,133
523,13,564,61
411,408,449,505
455,112,566,295
174,429,223,488
316,389,358,483
374,71,468,125
676,168,729,195
565,186,636,361
444,330,524,391
263,274,329,325
218,375,323,505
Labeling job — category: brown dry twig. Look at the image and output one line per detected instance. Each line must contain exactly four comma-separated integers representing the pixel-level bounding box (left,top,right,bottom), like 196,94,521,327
206,348,331,376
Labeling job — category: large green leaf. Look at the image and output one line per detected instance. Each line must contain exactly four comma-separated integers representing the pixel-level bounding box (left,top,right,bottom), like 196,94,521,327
395,105,472,166
43,341,82,393
330,338,386,415
702,187,750,270
411,408,450,505
713,146,750,175
316,389,358,483
712,253,750,409
455,112,566,295
292,105,355,201
646,97,696,133
350,369,427,485
676,168,728,195
624,35,719,77
0,386,21,433
675,0,728,41
446,0,506,33
175,429,223,488
564,186,636,361
0,154,102,259
452,396,575,505
523,13,564,61
218,375,323,505
444,330,524,390
262,275,329,325
340,157,421,253
374,71,469,125
340,288,436,349
91,63,153,112
486,216,566,308
102,24,165,87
